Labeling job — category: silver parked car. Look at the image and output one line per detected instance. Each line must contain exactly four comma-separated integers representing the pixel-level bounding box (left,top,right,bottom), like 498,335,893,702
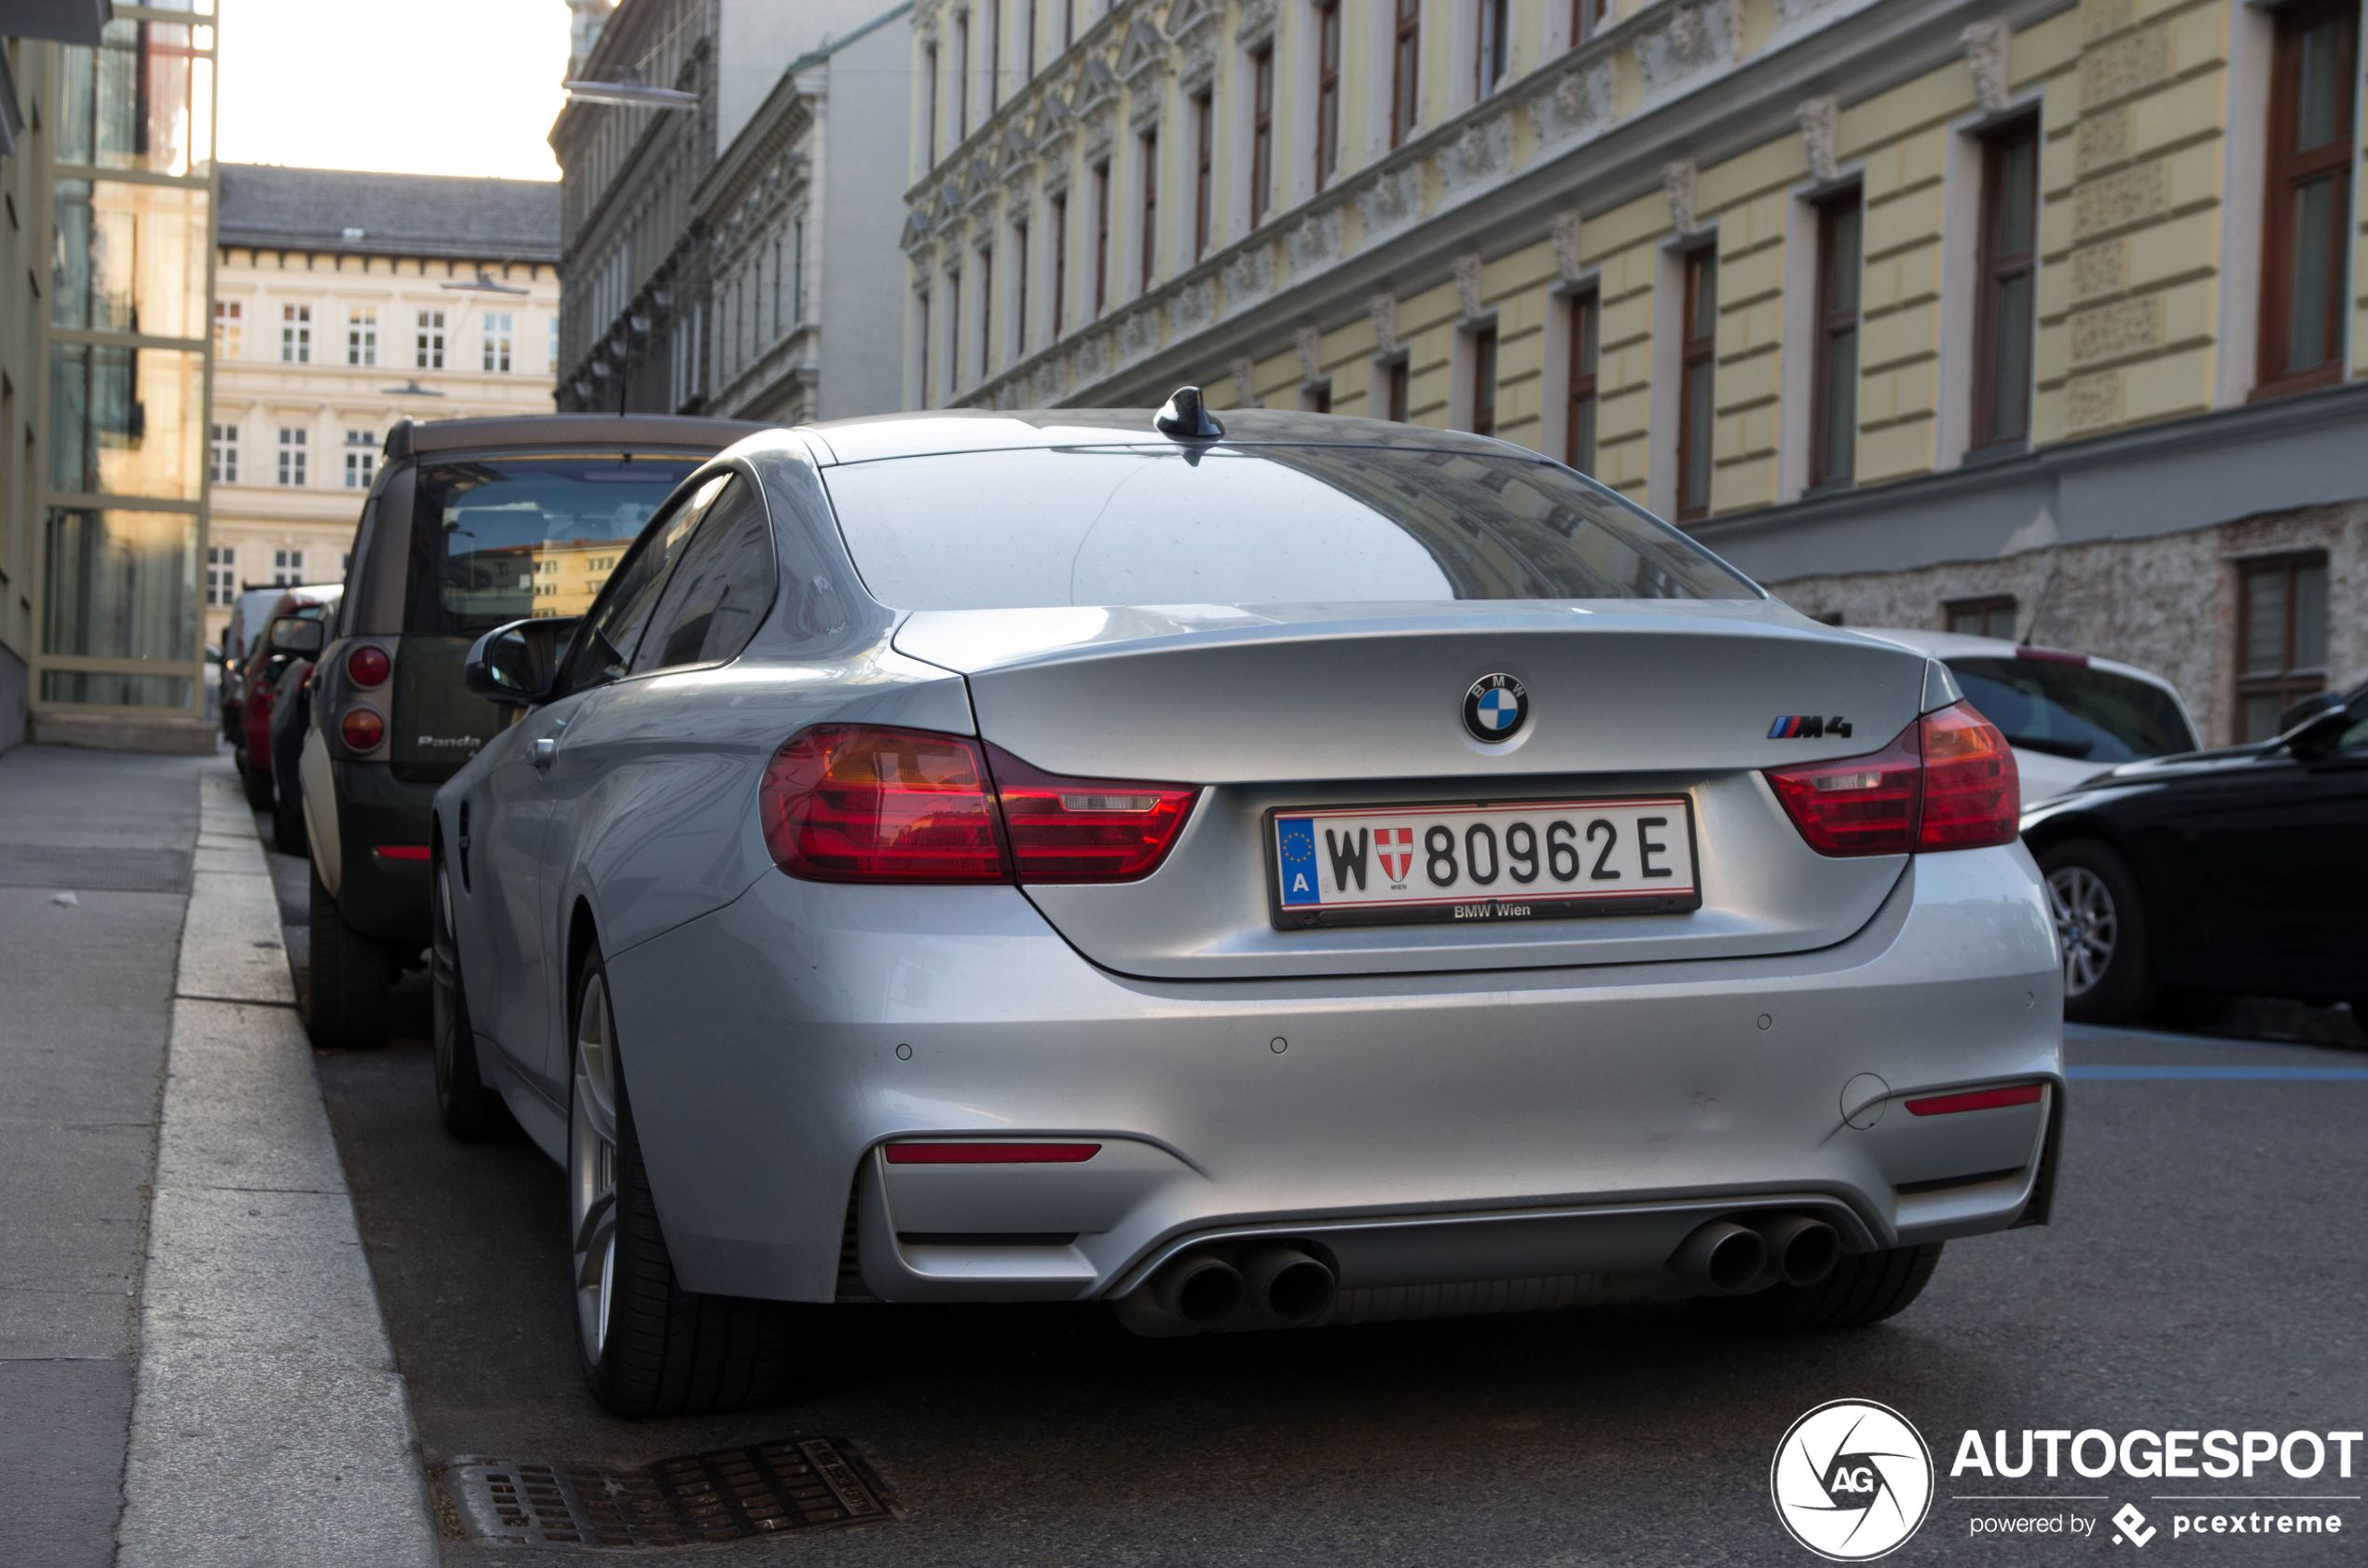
433,395,2063,1416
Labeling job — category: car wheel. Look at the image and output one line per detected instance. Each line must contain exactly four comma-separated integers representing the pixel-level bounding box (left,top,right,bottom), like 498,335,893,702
1700,1243,1945,1330
2040,839,2154,1024
241,754,275,811
306,861,390,1050
432,860,511,1140
270,789,309,857
570,953,801,1417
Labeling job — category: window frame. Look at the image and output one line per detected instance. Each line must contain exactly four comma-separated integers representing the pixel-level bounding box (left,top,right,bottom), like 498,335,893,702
1139,126,1159,293
1051,191,1069,337
2255,0,2358,399
1093,161,1111,316
1250,43,1276,227
947,264,964,389
1012,218,1029,352
1192,90,1215,257
1944,595,2017,640
1971,117,2039,453
1391,0,1421,146
1476,0,1509,97
1676,246,1718,521
1573,0,1609,45
1469,324,1499,436
1809,189,1863,490
1384,358,1410,421
1315,0,1342,191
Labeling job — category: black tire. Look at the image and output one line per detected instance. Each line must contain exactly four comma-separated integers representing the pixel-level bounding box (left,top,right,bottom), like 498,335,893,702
306,861,390,1050
1700,1243,1945,1330
2039,838,2155,1024
432,860,511,1140
241,753,275,811
571,952,801,1417
270,790,308,857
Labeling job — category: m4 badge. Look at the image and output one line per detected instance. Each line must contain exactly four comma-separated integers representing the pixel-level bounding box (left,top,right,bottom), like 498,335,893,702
1768,715,1852,739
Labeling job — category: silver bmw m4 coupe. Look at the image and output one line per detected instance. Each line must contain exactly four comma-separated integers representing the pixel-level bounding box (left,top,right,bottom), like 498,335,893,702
431,393,2062,1416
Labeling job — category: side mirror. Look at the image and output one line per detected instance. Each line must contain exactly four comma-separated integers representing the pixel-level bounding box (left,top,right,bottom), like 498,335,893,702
2283,696,2358,761
266,615,326,658
462,615,581,708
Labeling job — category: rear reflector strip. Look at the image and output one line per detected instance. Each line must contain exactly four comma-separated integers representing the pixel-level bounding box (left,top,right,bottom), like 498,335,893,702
1905,1083,2044,1117
373,846,431,861
883,1142,1101,1164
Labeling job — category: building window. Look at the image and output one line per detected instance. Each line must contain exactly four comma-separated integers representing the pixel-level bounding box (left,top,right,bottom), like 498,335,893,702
1303,382,1332,413
1192,92,1215,257
1138,128,1159,292
1392,0,1421,146
1476,0,1509,96
1567,291,1599,475
206,545,236,606
1945,596,2017,640
1677,246,1717,520
343,430,377,489
276,428,308,488
1051,192,1068,337
1315,1,1342,191
346,308,377,367
988,0,1003,113
1013,221,1030,351
1469,326,1499,436
792,219,807,327
948,267,963,389
1092,161,1111,316
1972,119,2037,451
549,315,559,368
1250,45,1275,227
1384,359,1409,421
926,44,941,161
209,423,239,484
916,292,931,407
416,309,446,370
271,548,302,587
2237,555,2329,740
280,304,310,364
980,246,996,377
1810,193,1862,489
956,13,971,140
2258,0,2357,397
1574,0,1610,44
480,311,512,374
1026,0,1039,76
213,300,241,358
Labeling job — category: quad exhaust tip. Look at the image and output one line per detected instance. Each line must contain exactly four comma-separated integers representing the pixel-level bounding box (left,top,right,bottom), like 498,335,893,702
1672,1214,1841,1294
1154,1254,1246,1328
1132,1244,1339,1333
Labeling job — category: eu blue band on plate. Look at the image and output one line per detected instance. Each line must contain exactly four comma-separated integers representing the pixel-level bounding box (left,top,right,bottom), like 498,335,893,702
1276,817,1320,905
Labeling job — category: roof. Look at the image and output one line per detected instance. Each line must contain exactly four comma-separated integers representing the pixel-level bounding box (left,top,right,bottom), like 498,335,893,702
217,164,561,263
1847,626,2183,696
794,406,1534,465
388,414,770,461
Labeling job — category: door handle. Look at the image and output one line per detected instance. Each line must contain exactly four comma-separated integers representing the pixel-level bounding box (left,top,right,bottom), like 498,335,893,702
531,736,558,770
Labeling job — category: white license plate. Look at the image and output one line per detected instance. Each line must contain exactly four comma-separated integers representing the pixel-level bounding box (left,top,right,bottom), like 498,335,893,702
1268,797,1701,929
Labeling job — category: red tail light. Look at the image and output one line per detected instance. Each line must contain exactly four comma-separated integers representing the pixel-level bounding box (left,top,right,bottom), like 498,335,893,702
340,707,385,750
346,645,390,686
761,726,1201,886
984,744,1198,882
1766,701,2018,857
760,725,1007,882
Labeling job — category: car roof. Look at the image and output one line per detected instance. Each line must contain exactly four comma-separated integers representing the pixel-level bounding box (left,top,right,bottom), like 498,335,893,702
794,406,1542,466
1846,626,2181,695
388,413,769,461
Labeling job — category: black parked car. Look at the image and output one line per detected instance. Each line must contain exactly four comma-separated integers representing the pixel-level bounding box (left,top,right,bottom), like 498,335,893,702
297,414,761,1050
2020,681,2368,1024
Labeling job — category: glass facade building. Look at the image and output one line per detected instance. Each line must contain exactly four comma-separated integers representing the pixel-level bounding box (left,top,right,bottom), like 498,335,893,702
36,10,217,722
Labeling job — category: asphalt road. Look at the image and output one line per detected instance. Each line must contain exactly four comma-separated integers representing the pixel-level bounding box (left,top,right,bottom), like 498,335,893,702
266,834,2368,1566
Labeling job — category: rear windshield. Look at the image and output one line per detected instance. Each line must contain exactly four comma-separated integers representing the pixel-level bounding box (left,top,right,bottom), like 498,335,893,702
406,454,705,636
1949,657,2196,763
819,445,1760,609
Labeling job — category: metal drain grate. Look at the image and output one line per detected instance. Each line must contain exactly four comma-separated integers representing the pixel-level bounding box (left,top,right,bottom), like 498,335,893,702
447,1437,888,1549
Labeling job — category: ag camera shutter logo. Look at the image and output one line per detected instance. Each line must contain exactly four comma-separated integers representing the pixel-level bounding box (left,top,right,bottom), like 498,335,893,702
1771,1399,1934,1561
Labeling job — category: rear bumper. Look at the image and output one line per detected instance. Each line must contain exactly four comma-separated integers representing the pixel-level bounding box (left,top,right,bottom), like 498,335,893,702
326,760,436,944
603,844,2062,1307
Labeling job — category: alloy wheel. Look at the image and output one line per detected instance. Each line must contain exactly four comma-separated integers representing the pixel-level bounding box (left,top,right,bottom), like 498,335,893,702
2046,865,2117,998
570,971,621,1365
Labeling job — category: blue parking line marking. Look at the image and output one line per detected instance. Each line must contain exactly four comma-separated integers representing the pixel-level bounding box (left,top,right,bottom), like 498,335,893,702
2067,1066,2368,1081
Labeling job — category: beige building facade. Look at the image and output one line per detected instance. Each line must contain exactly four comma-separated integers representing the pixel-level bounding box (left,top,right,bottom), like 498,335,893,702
208,165,560,650
902,0,2368,746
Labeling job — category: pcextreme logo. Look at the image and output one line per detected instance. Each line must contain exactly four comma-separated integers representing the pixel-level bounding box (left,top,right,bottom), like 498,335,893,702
1771,1400,1936,1561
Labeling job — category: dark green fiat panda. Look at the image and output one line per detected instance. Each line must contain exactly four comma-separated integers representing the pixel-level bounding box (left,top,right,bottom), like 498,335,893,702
299,415,760,1049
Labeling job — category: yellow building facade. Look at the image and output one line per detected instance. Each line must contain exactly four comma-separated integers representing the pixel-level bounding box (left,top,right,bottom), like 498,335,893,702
902,0,2367,744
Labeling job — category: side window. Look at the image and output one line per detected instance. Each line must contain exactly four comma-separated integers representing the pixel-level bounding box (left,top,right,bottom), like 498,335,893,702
558,473,727,693
629,476,778,673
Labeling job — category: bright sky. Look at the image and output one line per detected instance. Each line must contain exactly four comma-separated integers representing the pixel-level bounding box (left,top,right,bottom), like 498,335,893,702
217,0,568,181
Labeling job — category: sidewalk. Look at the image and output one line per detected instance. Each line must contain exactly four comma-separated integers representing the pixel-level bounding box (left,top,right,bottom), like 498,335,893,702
0,745,437,1566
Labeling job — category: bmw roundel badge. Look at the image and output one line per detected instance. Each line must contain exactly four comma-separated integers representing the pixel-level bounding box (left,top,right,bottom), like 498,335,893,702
1463,673,1529,742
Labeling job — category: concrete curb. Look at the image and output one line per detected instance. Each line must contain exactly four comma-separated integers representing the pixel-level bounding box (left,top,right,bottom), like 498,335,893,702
117,763,440,1567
